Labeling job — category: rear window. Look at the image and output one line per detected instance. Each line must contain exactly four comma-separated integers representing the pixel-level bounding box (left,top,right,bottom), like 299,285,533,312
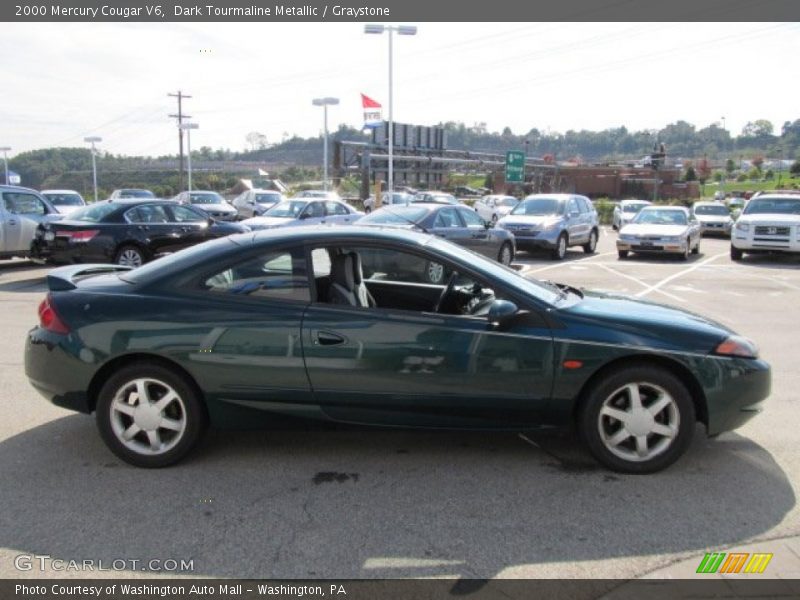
120,237,241,284
45,193,84,206
359,206,429,225
68,203,118,222
694,204,729,216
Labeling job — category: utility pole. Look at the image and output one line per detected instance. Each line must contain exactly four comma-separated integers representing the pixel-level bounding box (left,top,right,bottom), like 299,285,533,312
168,90,192,192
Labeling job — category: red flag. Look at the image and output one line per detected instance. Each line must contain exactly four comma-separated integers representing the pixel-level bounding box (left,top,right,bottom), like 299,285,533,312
361,94,382,109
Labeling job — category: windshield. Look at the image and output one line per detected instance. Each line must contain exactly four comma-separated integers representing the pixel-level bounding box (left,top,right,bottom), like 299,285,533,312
255,193,281,204
694,204,729,216
496,197,518,207
360,206,429,225
189,192,225,205
622,203,648,213
119,190,154,198
44,193,83,206
743,198,800,215
634,209,688,225
264,200,307,218
388,193,413,204
428,237,561,305
66,203,118,222
510,198,564,216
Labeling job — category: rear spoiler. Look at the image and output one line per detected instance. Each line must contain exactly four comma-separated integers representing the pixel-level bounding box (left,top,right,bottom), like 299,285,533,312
46,264,133,291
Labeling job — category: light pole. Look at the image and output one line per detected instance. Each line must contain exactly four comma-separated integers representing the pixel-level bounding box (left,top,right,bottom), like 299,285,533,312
312,97,339,191
364,23,417,194
83,137,102,202
179,123,199,191
0,147,10,187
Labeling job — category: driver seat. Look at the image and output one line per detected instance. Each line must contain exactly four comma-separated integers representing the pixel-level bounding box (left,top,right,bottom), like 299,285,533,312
327,252,375,308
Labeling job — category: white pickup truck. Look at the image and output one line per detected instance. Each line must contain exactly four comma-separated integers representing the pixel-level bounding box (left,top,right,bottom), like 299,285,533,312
731,192,800,260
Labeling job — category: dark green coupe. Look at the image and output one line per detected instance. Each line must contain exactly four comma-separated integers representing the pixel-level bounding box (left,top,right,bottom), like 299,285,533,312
25,227,770,473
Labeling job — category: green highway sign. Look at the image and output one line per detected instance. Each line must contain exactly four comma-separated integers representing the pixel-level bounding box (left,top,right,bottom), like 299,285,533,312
505,150,525,183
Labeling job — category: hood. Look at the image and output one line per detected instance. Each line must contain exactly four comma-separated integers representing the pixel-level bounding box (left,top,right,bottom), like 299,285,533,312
240,215,292,229
198,203,236,213
559,289,733,353
499,214,562,227
619,223,688,237
695,214,731,223
737,213,800,225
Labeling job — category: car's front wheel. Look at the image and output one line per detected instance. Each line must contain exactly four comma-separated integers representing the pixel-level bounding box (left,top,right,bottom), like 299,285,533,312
498,242,514,266
583,229,598,254
730,245,743,261
96,362,207,468
551,233,568,260
578,364,695,474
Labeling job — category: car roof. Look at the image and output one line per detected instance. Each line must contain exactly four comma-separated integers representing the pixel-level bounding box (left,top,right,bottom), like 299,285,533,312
522,193,574,200
0,184,43,194
250,224,434,247
41,189,81,194
750,193,800,200
620,199,650,204
692,201,725,206
640,205,688,212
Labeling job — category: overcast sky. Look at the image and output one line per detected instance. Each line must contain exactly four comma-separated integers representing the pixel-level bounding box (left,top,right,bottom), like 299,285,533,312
1,21,798,157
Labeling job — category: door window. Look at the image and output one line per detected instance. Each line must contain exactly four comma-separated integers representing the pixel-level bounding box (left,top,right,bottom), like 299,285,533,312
433,208,463,228
303,202,325,218
325,202,349,216
458,207,485,228
170,205,207,222
3,193,47,215
124,205,170,223
567,198,580,216
202,248,310,302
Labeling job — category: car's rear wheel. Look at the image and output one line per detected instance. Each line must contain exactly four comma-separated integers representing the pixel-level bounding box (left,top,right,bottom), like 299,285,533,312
498,242,513,266
96,363,207,468
115,245,146,268
730,245,743,261
583,229,598,254
578,364,695,474
551,233,568,260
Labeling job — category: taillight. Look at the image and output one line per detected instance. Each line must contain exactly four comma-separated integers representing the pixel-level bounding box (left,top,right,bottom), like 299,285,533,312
37,294,70,334
62,230,99,242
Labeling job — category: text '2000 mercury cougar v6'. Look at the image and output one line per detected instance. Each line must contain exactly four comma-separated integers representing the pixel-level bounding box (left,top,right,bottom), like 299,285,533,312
25,226,770,473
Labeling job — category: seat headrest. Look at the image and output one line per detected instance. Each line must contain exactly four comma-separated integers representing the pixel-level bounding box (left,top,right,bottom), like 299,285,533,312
330,253,355,290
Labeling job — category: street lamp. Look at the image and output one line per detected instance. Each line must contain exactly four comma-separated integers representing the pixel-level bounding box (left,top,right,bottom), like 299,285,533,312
364,23,417,194
0,147,10,187
179,123,199,191
83,137,102,202
312,97,339,191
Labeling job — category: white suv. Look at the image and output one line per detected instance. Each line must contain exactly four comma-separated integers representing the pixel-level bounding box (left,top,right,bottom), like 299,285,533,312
731,193,800,260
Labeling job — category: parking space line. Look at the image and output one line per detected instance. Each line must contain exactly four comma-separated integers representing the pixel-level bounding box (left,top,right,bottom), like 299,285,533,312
522,251,616,275
597,264,685,303
732,270,800,292
634,252,727,298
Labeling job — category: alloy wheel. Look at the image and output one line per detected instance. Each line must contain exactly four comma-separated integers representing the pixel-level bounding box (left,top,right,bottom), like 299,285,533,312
109,378,187,456
597,382,679,462
117,248,143,267
499,243,513,265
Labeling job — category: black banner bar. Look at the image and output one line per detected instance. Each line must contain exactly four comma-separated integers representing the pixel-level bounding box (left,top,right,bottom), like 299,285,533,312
2,0,799,22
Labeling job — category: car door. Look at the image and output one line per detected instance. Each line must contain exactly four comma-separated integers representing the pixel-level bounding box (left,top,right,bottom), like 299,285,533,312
298,201,326,226
167,204,213,249
301,243,554,428
122,204,184,255
179,246,312,410
456,206,494,257
565,196,587,243
1,191,51,253
430,206,470,246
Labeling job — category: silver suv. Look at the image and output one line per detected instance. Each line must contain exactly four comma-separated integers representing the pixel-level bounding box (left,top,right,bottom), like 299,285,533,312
1,185,61,260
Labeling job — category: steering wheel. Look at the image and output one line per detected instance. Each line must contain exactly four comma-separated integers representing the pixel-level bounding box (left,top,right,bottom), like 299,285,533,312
433,271,458,313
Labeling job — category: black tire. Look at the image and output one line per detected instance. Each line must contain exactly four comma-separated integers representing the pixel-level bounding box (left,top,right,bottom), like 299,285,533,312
618,250,629,259
551,233,568,260
578,364,696,474
95,362,208,468
692,241,700,255
730,245,743,261
497,241,514,265
114,244,147,268
583,229,598,254
680,239,690,261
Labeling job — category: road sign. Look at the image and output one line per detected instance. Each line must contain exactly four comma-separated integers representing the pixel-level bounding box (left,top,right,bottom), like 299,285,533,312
505,151,525,183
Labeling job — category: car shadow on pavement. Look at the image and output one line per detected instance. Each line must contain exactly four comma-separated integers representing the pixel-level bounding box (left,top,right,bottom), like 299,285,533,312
0,276,47,293
0,414,794,579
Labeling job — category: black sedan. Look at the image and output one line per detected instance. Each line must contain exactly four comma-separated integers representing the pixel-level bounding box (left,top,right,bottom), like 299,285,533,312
357,203,515,283
30,200,249,267
25,226,769,472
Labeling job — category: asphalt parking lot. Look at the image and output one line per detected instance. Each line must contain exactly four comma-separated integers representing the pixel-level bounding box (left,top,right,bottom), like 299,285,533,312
0,227,798,580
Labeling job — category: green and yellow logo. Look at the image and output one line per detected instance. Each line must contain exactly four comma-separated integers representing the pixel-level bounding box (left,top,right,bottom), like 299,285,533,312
696,552,773,574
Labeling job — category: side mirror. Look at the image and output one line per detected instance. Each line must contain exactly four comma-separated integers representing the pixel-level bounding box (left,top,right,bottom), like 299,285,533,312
298,212,310,220
484,220,492,229
488,299,518,326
